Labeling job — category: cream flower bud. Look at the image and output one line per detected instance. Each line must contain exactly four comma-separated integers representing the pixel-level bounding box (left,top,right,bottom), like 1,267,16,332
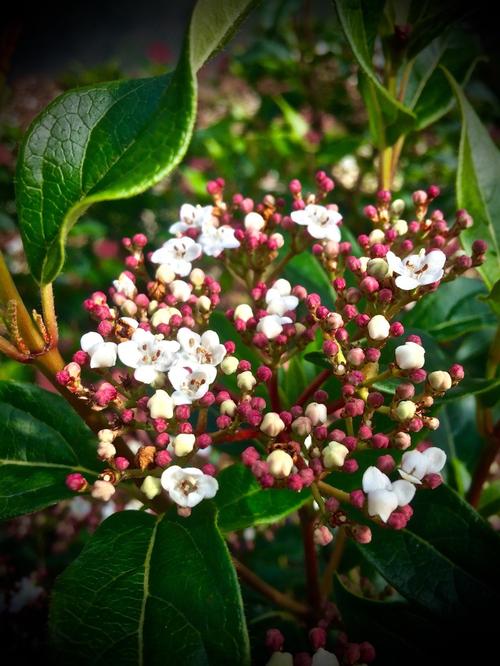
427,370,452,392
322,441,349,468
426,417,440,430
390,199,406,216
197,295,212,313
97,441,116,460
98,429,114,443
367,258,389,279
270,232,285,248
220,399,237,416
189,268,205,286
368,314,390,341
395,341,425,370
257,315,283,340
91,480,116,501
267,449,294,478
260,412,286,437
173,433,196,457
395,400,417,421
369,229,385,245
141,475,162,499
294,323,306,335
305,402,327,426
155,264,176,284
234,303,254,322
393,219,408,236
244,211,266,231
170,280,192,302
237,370,257,391
220,356,239,375
291,416,312,436
359,256,370,272
147,389,174,419
151,306,181,327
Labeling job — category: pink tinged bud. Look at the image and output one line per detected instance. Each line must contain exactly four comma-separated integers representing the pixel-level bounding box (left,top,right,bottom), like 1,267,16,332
132,233,148,247
372,433,389,449
155,433,170,447
216,415,232,429
367,391,384,408
388,511,408,530
260,473,275,488
424,472,443,489
350,489,365,509
358,425,372,440
91,480,116,502
266,629,285,652
56,370,71,386
472,239,487,254
115,457,130,471
202,464,216,477
288,473,304,491
325,497,340,513
378,189,391,203
390,322,404,337
309,627,327,650
377,454,395,474
449,363,465,381
364,204,378,220
378,287,393,303
65,473,87,492
342,459,358,473
396,383,415,399
351,524,372,544
357,234,370,248
344,643,362,665
313,525,333,546
365,347,380,363
359,641,376,663
299,468,315,487
346,255,361,272
256,365,273,382
289,178,302,195
408,417,423,432
347,347,365,366
121,409,134,424
409,368,427,383
280,411,293,427
196,434,212,449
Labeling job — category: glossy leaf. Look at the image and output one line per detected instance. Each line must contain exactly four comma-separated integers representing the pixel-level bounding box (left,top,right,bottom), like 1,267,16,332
335,0,416,146
360,484,500,616
215,464,309,532
50,503,249,665
0,381,99,520
444,69,500,291
16,0,257,284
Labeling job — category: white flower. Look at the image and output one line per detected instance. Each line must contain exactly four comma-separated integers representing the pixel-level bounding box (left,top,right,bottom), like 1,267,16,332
117,328,180,384
150,237,202,276
80,332,117,369
161,465,218,507
169,203,214,234
265,279,299,316
169,279,193,302
387,249,446,290
168,365,217,404
362,466,416,522
395,341,425,370
113,272,137,299
198,220,240,257
147,389,174,419
398,447,446,484
367,314,390,341
291,204,342,241
244,211,266,231
257,314,292,340
176,327,226,368
312,648,340,666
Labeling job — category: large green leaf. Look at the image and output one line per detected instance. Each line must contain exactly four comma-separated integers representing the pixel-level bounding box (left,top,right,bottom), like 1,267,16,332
360,484,500,617
16,0,257,284
215,464,309,532
444,69,500,291
0,381,99,520
335,0,416,146
50,503,249,665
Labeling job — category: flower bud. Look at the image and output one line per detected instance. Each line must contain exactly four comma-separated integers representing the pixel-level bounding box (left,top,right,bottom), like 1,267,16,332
234,303,254,322
322,441,349,468
156,264,176,284
257,315,283,339
220,399,237,416
367,258,389,279
291,416,312,436
266,449,294,478
141,475,162,499
367,314,390,341
304,402,327,425
393,219,408,236
197,295,212,313
173,433,195,457
220,356,239,375
260,412,286,438
190,268,205,286
98,429,114,443
97,441,116,460
395,400,417,421
369,229,385,245
237,370,257,391
91,480,116,501
395,341,425,369
427,370,452,392
170,280,192,301
147,389,174,419
313,526,333,546
393,431,412,449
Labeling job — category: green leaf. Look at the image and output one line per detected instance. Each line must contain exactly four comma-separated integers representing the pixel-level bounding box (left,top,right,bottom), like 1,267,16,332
360,484,500,617
481,278,500,316
304,351,331,370
215,464,309,532
406,1,469,59
284,252,335,305
444,69,500,291
0,381,99,521
335,0,416,146
50,503,249,665
16,0,257,284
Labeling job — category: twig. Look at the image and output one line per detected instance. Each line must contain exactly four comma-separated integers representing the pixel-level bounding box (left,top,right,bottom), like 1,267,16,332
298,506,321,614
296,368,331,407
232,557,310,617
321,527,346,600
40,282,59,345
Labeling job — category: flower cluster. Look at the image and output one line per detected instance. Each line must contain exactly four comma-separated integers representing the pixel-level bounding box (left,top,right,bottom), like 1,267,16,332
59,174,484,540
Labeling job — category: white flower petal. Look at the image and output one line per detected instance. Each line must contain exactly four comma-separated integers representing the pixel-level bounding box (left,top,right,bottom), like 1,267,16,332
80,332,104,353
362,466,391,493
422,447,446,474
367,488,398,522
117,340,142,368
395,274,420,290
400,450,428,481
134,365,159,384
391,479,416,506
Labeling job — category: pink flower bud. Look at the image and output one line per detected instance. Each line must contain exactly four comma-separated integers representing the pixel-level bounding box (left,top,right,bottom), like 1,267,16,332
66,473,87,492
351,524,372,544
266,629,285,652
424,472,443,489
288,474,304,491
449,363,464,381
360,641,376,663
309,627,327,650
388,511,408,530
313,526,333,546
299,468,314,486
350,489,365,508
377,454,395,474
196,434,212,449
367,392,384,408
372,433,389,449
342,459,358,473
115,456,130,471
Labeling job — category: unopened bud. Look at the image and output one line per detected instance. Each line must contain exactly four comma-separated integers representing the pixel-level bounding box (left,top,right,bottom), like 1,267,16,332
266,449,294,478
427,370,452,392
395,400,417,421
367,314,390,341
304,402,327,425
147,389,174,419
261,412,286,437
173,433,195,457
220,356,239,375
322,441,349,468
237,370,257,391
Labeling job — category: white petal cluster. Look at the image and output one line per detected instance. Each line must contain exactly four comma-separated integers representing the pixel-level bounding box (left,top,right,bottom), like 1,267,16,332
387,248,446,290
291,204,342,241
362,466,416,522
170,203,214,235
176,327,226,369
398,447,446,484
197,219,240,257
117,328,180,384
257,314,292,340
168,365,217,404
150,237,202,276
112,272,137,299
80,332,117,369
265,279,299,316
161,465,218,507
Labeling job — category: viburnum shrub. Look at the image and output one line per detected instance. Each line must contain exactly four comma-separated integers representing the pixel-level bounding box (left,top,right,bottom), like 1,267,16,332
1,1,500,664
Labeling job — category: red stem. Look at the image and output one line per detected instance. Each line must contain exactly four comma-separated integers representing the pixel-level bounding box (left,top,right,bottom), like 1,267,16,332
296,368,331,407
211,428,260,443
